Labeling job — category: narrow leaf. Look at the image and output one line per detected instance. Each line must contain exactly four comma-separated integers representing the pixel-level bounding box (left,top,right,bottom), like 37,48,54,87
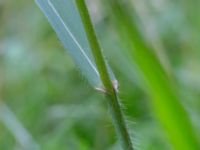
0,104,40,150
107,1,200,149
35,0,116,88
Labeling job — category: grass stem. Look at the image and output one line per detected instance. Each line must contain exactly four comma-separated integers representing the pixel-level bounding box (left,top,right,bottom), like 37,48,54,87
75,0,133,149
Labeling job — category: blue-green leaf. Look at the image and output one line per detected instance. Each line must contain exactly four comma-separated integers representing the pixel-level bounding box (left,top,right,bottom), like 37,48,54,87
35,0,116,88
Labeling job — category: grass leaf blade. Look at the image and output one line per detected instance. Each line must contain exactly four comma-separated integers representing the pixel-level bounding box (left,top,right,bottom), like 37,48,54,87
35,0,111,87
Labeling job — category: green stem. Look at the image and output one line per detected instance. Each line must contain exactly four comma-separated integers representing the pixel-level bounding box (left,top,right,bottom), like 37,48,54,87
75,0,133,149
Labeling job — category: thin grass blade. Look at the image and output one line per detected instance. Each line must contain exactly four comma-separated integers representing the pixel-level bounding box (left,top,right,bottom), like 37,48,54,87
106,1,200,149
35,0,116,89
0,103,40,150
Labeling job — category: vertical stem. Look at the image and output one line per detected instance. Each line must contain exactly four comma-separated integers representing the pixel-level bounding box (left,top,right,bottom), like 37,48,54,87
75,0,133,149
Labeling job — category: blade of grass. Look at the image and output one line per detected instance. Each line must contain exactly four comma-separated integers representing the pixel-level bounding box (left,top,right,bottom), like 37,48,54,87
108,1,200,149
35,0,99,87
35,0,116,88
131,0,171,73
0,103,40,150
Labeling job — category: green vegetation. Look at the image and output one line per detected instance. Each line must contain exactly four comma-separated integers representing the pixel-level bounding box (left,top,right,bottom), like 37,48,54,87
75,0,133,149
1,0,200,150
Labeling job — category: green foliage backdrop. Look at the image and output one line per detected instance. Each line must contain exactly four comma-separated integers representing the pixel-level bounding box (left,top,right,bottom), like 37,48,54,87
1,0,200,149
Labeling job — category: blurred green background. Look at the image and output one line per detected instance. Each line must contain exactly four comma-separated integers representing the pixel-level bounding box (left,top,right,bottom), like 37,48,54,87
1,0,200,149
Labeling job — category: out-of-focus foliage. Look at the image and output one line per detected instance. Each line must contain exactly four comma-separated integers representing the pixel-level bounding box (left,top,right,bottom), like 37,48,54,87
0,0,200,149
